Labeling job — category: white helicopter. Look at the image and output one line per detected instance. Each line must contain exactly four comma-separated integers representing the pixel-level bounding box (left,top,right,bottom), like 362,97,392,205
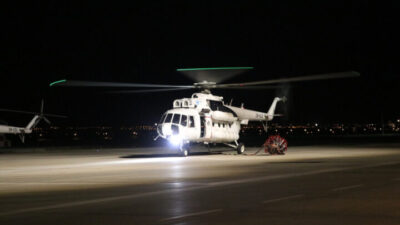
0,100,65,144
50,67,359,156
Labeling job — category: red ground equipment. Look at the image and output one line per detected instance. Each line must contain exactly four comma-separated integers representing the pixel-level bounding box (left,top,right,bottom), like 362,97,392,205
264,135,288,155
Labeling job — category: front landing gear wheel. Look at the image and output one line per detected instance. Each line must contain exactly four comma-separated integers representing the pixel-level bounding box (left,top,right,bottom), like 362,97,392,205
179,143,189,157
236,143,245,154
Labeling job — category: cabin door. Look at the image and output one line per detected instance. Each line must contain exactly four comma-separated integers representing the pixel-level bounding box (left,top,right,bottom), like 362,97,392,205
200,115,205,138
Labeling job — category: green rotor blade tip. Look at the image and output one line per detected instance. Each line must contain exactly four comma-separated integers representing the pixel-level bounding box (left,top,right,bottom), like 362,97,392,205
49,79,67,87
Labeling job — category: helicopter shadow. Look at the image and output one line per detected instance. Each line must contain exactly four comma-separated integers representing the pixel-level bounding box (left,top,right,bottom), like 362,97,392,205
119,151,220,159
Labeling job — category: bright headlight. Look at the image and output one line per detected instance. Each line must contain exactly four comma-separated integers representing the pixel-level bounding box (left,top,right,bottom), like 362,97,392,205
168,135,182,146
163,126,172,136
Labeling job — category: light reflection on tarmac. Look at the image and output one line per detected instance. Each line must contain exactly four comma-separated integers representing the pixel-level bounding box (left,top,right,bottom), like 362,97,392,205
1,144,400,225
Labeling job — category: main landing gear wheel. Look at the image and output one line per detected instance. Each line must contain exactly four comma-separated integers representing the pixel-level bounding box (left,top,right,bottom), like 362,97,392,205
179,143,189,157
237,143,245,154
264,135,288,155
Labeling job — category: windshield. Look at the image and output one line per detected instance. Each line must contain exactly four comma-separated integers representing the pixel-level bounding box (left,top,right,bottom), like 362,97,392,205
172,114,181,124
164,113,173,123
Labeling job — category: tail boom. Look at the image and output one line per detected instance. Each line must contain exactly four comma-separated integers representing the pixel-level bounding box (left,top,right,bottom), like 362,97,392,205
225,96,286,122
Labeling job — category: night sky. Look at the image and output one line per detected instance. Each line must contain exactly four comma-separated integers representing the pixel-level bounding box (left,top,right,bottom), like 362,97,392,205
1,1,399,126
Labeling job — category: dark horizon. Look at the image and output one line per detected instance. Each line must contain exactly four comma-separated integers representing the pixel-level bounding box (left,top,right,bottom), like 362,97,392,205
1,1,399,126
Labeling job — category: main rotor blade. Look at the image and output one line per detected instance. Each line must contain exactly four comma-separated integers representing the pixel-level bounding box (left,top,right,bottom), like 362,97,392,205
177,67,254,84
42,113,68,118
0,109,38,115
217,71,360,88
40,99,44,114
0,109,67,118
108,87,194,94
50,80,194,88
42,116,51,125
218,85,284,90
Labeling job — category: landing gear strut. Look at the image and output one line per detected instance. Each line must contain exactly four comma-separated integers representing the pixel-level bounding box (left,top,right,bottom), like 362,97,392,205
179,143,189,157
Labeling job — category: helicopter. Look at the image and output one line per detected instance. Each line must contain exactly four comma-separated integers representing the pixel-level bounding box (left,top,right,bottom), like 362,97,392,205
0,100,65,144
50,67,359,156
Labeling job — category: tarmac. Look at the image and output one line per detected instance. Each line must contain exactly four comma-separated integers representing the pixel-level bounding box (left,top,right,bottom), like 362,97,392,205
1,143,400,224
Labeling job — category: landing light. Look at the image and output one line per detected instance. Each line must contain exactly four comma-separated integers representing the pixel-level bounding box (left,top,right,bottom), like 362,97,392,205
168,135,182,146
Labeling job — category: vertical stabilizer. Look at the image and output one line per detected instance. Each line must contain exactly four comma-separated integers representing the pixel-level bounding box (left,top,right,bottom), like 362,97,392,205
266,97,286,120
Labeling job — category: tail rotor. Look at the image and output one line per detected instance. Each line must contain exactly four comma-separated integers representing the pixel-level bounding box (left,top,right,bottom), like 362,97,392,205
39,99,51,125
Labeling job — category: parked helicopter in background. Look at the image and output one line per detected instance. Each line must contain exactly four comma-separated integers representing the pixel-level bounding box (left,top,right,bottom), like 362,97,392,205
0,100,65,144
50,67,359,156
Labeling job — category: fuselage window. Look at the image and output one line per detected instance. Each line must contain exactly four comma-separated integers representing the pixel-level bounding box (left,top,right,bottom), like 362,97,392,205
181,115,187,126
208,100,237,116
189,116,195,127
223,123,225,128
218,123,221,127
165,113,173,123
172,114,181,124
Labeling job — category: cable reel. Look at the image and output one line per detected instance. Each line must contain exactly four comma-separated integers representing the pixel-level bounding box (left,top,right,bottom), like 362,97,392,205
264,135,288,155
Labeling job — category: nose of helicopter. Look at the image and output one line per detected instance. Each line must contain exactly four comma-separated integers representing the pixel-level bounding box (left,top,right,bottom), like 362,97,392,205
157,123,180,138
157,122,182,146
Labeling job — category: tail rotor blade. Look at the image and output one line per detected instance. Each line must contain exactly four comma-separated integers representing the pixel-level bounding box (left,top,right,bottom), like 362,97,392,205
43,116,51,125
40,99,44,114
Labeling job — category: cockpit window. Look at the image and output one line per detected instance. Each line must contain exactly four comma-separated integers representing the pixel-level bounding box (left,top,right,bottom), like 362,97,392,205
164,113,173,123
159,114,166,124
172,114,181,124
181,115,187,126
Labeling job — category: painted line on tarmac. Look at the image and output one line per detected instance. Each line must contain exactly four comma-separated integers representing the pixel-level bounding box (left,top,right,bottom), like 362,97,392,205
0,161,398,217
262,194,304,204
331,184,364,192
0,158,186,174
0,189,173,217
160,209,222,221
207,162,397,187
